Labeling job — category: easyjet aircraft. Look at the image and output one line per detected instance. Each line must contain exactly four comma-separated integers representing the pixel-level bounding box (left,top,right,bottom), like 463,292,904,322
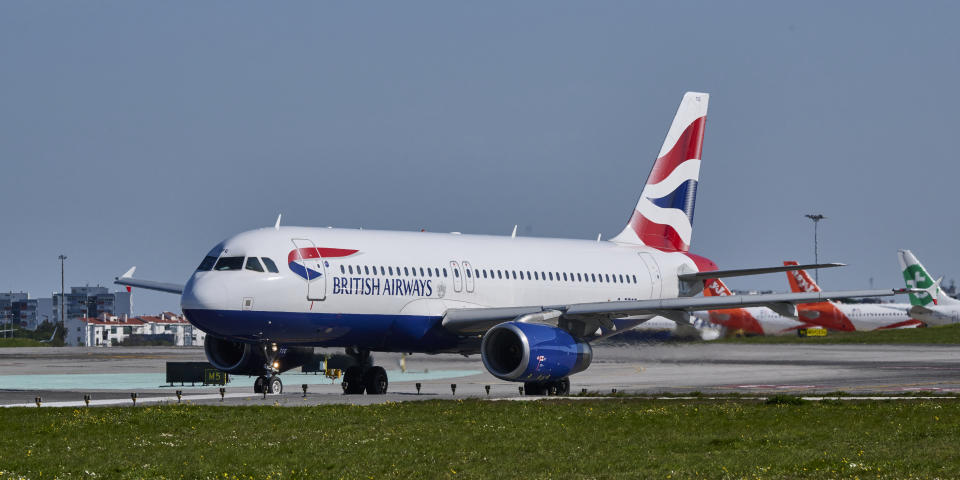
693,278,817,335
898,249,960,326
116,92,909,396
784,261,920,331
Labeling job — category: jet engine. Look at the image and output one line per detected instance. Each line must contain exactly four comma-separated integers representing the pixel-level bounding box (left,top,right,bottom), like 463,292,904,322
480,322,592,381
204,336,314,375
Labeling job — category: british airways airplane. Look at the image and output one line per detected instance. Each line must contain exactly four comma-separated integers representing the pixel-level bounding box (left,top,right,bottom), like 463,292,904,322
116,92,909,395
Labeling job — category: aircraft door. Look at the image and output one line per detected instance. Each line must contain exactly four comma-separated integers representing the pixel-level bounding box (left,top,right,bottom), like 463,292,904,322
463,261,475,293
450,261,463,293
637,252,662,299
291,238,327,301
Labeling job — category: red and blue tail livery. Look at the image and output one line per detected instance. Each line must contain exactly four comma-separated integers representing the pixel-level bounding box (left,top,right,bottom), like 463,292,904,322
612,92,708,252
288,247,358,280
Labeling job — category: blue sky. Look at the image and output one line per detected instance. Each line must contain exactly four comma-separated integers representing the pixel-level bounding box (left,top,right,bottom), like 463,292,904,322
1,2,958,314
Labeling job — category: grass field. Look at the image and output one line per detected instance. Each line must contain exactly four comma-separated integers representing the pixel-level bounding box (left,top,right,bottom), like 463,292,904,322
0,338,51,348
716,323,960,344
1,398,958,479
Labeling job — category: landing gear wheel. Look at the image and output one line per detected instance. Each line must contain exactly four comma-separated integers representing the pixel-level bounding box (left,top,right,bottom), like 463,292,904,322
553,378,571,396
254,376,266,394
267,376,283,394
523,381,545,396
342,366,365,394
363,366,389,395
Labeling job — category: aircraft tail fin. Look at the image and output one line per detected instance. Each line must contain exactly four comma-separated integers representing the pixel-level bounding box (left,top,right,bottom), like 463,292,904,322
784,260,822,293
704,278,733,297
611,92,709,251
898,249,960,306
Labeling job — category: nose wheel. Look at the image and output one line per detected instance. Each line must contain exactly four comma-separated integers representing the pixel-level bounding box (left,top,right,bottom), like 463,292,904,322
252,343,284,395
341,348,389,395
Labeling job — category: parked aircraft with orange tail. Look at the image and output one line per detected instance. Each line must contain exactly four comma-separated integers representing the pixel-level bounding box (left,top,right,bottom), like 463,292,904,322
784,261,921,331
693,278,816,335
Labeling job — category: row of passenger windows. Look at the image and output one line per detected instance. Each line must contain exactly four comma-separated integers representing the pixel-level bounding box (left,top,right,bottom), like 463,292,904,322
197,256,280,273
197,254,640,285
338,264,640,285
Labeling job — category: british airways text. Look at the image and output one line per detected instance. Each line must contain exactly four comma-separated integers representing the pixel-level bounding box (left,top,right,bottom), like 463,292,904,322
332,276,433,297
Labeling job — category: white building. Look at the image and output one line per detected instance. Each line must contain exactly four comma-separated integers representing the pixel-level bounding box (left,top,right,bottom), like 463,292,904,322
65,312,206,347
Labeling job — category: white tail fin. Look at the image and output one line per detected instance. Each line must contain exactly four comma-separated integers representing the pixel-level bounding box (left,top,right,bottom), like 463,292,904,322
612,92,709,251
898,249,959,306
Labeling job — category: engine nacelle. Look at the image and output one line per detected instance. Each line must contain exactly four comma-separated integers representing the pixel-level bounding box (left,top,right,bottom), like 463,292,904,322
480,322,592,382
204,336,314,375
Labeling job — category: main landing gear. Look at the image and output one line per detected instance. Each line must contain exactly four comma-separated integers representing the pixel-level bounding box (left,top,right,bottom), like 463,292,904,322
253,343,283,395
341,347,388,395
524,378,571,396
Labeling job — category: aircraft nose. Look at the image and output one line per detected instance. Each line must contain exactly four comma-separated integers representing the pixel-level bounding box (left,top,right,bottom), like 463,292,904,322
180,274,227,311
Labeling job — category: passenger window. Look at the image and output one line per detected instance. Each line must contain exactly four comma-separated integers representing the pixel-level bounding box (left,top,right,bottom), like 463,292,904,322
512,271,517,279
420,267,425,276
605,274,610,282
435,268,440,277
427,268,433,278
577,273,582,282
349,265,354,274
526,270,532,279
619,274,625,283
482,270,488,279
591,273,596,282
364,266,370,275
381,266,386,275
534,272,539,280
497,270,502,279
474,269,479,278
261,258,279,273
549,272,554,281
563,273,568,281
388,266,394,275
632,275,637,283
214,256,245,271
519,271,524,280
443,268,448,277
404,267,410,276
341,265,346,274
197,256,218,271
454,269,460,278
245,257,264,272
466,269,471,278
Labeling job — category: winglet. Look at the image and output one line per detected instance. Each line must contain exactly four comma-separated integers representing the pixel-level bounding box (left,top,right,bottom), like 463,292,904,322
119,266,136,279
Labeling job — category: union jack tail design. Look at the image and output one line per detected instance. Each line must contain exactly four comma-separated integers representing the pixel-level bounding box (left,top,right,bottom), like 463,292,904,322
612,92,708,251
784,261,821,293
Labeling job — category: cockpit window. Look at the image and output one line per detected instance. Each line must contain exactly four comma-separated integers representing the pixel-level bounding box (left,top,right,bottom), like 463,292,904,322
261,257,279,273
245,257,264,272
214,256,245,271
197,256,218,271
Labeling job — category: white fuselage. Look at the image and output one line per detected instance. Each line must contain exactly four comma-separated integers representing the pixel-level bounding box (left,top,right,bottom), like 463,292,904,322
181,226,706,351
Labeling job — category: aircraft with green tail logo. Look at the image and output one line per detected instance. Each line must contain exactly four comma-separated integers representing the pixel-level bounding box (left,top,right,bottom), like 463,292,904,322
898,249,960,326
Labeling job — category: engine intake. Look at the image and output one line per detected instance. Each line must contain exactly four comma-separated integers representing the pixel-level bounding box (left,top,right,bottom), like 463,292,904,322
481,322,592,382
204,336,314,375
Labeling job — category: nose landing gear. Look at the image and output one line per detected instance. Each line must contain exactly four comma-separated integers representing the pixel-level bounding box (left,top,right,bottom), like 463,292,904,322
252,343,284,395
341,347,389,395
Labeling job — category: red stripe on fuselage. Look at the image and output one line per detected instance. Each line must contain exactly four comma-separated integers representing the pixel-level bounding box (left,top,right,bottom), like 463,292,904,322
287,247,359,263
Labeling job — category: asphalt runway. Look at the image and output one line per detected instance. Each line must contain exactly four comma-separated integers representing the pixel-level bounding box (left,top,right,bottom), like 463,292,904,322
1,343,959,407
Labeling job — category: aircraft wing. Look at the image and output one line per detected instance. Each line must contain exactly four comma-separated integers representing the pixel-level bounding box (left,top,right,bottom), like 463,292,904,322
113,267,184,295
441,288,913,335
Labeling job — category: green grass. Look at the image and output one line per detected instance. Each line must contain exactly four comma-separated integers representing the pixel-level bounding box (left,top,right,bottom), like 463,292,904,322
1,399,959,479
0,338,51,348
716,323,960,344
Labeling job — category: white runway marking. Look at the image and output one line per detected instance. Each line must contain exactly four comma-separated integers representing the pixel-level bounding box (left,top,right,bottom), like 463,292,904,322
2,392,253,408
